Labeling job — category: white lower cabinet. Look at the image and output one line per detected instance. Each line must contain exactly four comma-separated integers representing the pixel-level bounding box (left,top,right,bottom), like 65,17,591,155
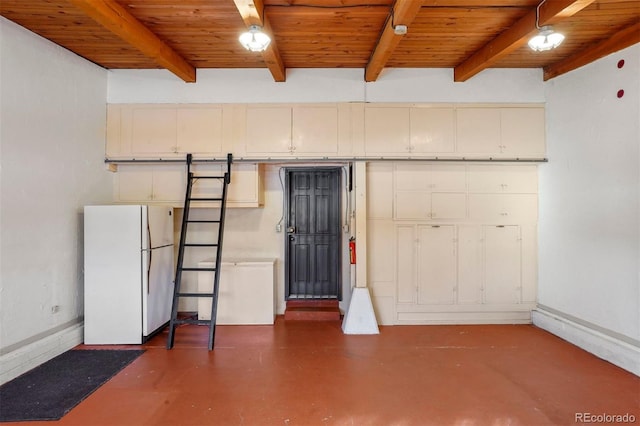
417,226,456,305
392,223,534,324
396,225,456,305
483,225,521,304
197,258,276,324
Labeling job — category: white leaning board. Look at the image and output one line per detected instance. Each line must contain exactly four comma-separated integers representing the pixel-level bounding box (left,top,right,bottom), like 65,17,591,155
198,258,276,324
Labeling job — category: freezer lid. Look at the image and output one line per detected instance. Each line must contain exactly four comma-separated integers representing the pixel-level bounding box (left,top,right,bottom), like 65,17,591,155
142,205,175,249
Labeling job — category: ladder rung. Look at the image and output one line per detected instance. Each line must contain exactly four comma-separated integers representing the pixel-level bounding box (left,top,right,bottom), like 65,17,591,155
184,243,218,247
180,267,217,272
191,175,225,180
189,197,223,201
173,319,213,325
187,220,221,223
177,292,215,298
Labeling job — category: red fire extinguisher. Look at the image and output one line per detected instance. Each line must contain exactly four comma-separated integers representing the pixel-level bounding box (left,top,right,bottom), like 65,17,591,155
349,237,356,264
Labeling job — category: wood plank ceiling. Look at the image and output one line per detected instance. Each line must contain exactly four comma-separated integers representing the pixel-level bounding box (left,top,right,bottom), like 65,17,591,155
1,0,638,83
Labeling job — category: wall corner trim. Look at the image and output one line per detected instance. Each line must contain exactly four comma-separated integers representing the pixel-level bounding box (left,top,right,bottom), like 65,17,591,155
532,307,640,377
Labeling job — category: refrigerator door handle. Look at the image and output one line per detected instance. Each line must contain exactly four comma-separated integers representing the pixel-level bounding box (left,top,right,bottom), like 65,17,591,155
147,249,152,294
147,214,152,294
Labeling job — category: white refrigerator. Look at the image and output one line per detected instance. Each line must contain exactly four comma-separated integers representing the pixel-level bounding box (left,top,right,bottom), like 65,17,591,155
84,205,174,344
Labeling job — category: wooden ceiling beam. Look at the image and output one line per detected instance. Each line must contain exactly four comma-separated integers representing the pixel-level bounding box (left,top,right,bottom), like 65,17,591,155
544,20,640,81
453,0,595,82
233,0,286,82
69,0,196,83
365,0,425,82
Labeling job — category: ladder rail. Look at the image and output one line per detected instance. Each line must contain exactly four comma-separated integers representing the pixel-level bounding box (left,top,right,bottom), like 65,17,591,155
208,171,229,349
167,154,194,349
167,153,232,350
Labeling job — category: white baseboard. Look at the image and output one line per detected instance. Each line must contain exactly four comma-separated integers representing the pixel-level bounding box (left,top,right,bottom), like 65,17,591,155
0,323,84,385
532,308,640,377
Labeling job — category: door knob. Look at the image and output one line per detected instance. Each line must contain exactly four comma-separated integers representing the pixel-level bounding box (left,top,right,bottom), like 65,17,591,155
287,226,296,233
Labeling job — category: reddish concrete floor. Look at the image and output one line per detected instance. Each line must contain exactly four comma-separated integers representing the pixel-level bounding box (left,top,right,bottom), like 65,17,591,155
7,318,640,426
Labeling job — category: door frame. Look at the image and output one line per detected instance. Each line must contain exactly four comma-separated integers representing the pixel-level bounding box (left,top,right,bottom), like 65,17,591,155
284,166,343,300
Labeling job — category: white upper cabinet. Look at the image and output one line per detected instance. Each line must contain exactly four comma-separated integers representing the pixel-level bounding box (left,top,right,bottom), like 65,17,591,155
410,108,456,153
364,106,411,155
176,108,224,154
244,104,343,156
456,106,545,157
500,108,545,157
292,106,339,154
107,102,545,160
245,106,292,154
456,108,501,154
107,104,226,158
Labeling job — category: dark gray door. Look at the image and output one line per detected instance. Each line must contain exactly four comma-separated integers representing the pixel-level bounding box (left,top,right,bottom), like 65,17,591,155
285,168,341,299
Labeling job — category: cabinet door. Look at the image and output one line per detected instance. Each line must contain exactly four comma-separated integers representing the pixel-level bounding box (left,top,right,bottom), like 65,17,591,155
246,106,291,153
456,108,501,154
292,106,339,154
367,163,394,219
131,107,177,154
176,107,223,154
501,108,545,156
410,107,455,153
395,163,430,191
150,165,186,202
483,226,521,304
191,163,263,207
396,225,416,304
396,192,430,220
457,226,482,304
228,163,262,205
429,164,466,192
418,225,456,304
116,165,153,201
364,107,410,154
430,193,466,220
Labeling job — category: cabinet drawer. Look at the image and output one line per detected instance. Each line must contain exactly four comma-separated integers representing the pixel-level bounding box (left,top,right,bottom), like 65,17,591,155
468,165,537,193
468,194,537,223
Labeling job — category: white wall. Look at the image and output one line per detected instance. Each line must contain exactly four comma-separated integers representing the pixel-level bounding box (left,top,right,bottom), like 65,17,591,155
538,44,639,370
107,67,544,104
0,18,111,379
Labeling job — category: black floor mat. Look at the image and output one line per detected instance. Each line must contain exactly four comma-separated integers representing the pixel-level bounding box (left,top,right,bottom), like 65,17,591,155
0,349,144,422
